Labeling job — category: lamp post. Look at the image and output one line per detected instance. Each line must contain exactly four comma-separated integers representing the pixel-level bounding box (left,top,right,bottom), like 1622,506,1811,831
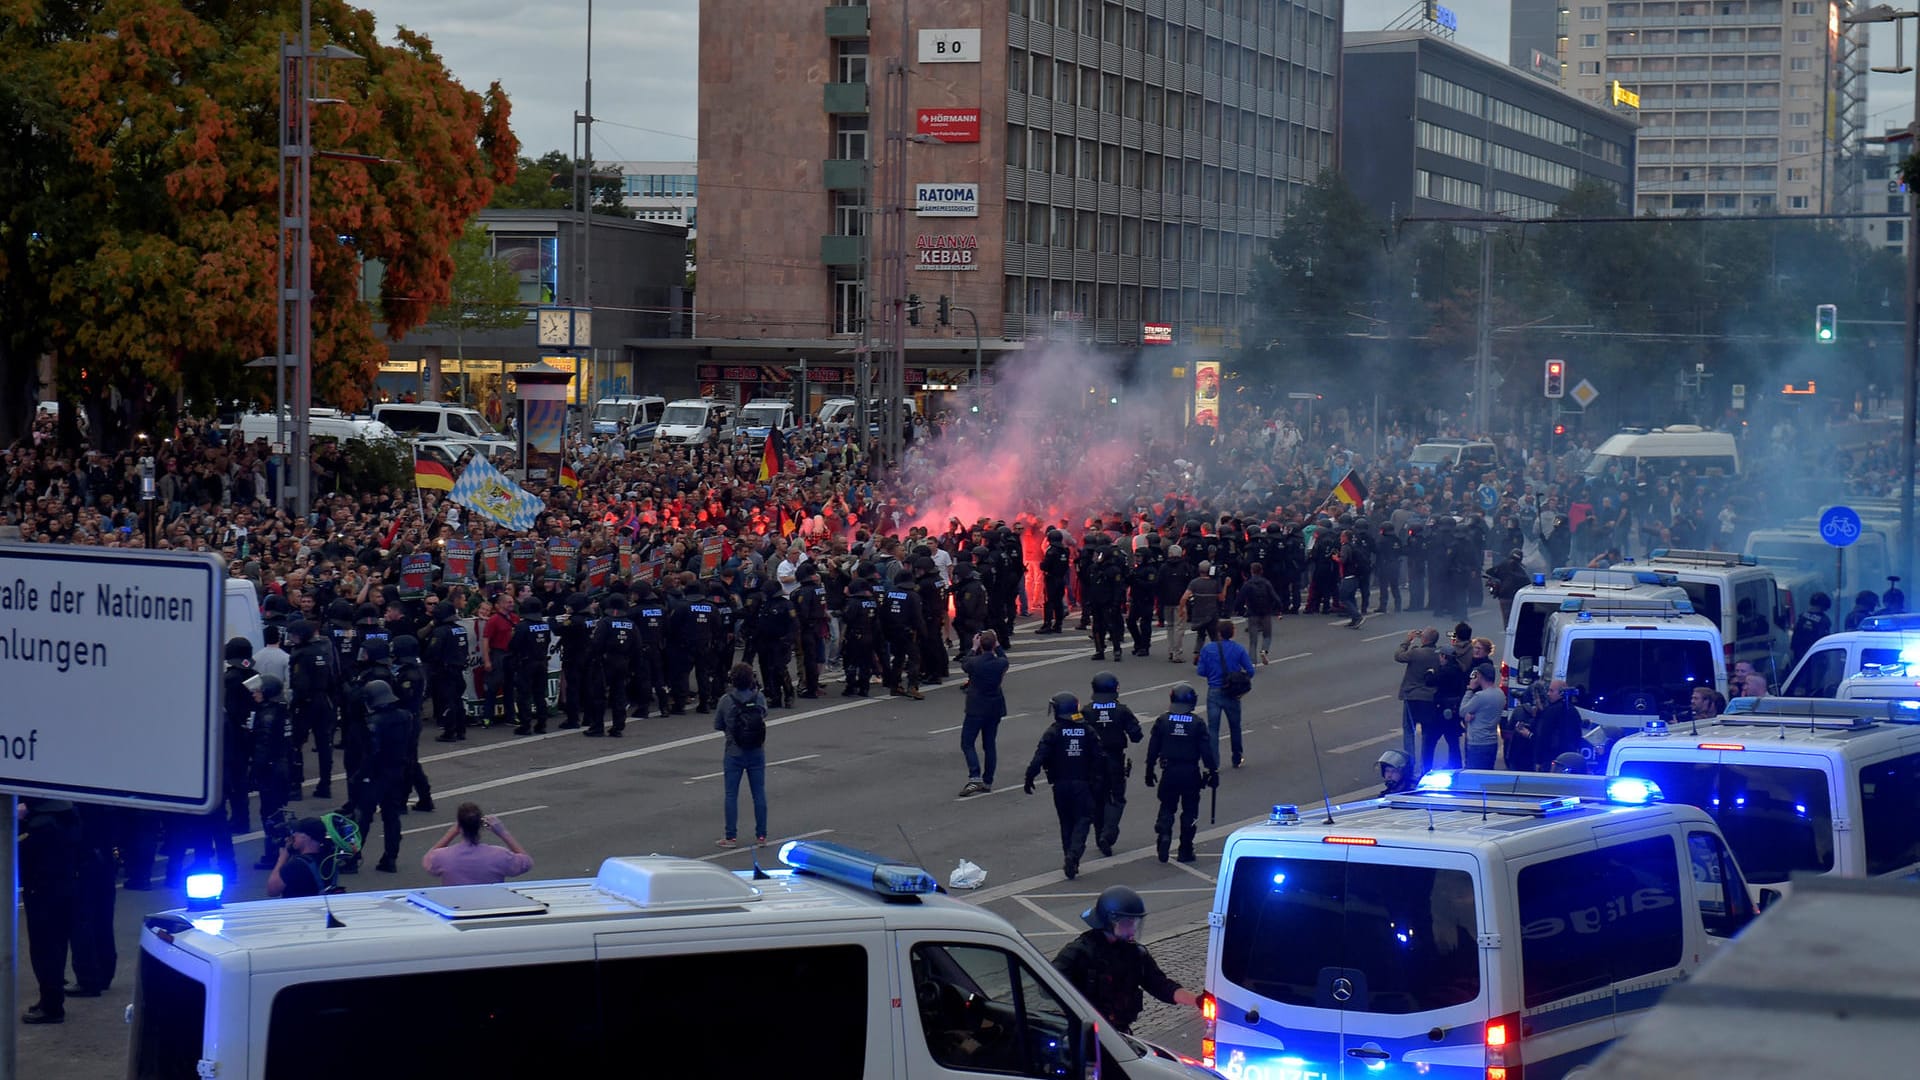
950,304,983,400
1844,3,1919,584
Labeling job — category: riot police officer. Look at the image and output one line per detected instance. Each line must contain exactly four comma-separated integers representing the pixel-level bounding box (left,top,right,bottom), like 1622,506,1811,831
508,596,553,735
841,579,879,697
1144,684,1217,864
951,558,990,662
1040,529,1073,633
1023,692,1098,879
1125,548,1161,657
914,556,949,684
341,638,393,788
880,569,925,699
555,593,595,730
686,580,725,712
1051,885,1203,1036
588,593,640,736
286,620,339,800
222,637,255,833
755,579,798,708
794,565,828,699
1083,671,1143,857
1085,536,1128,662
633,581,672,716
390,635,433,812
243,673,293,869
351,680,411,874
425,601,470,743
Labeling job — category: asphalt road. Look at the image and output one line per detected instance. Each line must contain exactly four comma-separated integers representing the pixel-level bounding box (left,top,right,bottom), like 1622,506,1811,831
18,600,1473,1075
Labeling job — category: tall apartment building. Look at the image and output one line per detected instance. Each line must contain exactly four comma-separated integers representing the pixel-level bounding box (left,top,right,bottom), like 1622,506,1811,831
686,0,1341,404
1514,0,1869,217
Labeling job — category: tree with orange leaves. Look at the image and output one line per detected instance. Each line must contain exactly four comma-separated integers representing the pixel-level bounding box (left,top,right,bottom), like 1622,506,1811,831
0,0,519,448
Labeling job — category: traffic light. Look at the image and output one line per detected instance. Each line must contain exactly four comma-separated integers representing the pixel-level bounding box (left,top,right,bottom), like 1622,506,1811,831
1553,422,1567,436
937,295,952,327
1815,303,1837,343
1543,359,1565,399
907,293,922,327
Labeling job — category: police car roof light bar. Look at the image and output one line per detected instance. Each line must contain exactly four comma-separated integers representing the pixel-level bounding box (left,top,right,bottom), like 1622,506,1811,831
779,839,940,898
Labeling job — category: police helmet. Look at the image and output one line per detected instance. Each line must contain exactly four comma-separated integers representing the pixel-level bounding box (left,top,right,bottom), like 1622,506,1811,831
603,593,629,612
1091,671,1119,696
391,635,421,661
849,579,871,595
1081,885,1148,931
327,599,353,621
632,581,656,600
1170,683,1198,709
359,638,390,663
565,593,590,613
893,568,915,584
244,673,283,699
1047,529,1063,544
355,603,380,623
433,601,457,622
1552,752,1588,775
763,578,783,596
361,680,399,709
1050,692,1079,721
225,636,254,662
263,593,291,615
518,597,543,617
1377,748,1411,773
288,619,316,643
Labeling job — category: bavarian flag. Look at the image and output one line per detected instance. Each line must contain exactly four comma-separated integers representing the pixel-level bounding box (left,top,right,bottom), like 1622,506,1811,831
449,455,547,532
412,446,455,492
560,464,581,491
1332,469,1368,507
758,427,789,482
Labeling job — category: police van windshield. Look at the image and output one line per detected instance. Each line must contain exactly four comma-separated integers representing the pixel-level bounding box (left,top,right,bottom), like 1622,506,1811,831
1220,856,1480,1014
740,405,787,428
593,401,632,423
1564,638,1716,717
1614,760,1836,884
1408,444,1457,465
1512,601,1561,673
660,405,708,427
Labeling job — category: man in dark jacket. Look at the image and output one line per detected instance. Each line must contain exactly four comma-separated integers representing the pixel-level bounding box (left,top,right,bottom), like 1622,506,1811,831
1024,692,1098,879
1051,886,1201,1036
957,630,1010,796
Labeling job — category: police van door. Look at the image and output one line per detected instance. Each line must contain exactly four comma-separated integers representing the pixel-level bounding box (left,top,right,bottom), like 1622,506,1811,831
894,930,1104,1079
1212,843,1488,1080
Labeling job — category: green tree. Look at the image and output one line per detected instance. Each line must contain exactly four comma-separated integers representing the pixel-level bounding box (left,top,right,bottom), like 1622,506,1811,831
431,221,527,363
489,151,570,211
0,0,519,449
1244,170,1383,381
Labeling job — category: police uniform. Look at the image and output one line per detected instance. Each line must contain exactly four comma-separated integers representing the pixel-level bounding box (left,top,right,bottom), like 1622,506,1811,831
793,570,828,698
1023,699,1098,879
588,597,641,736
287,622,340,800
389,636,433,811
555,594,595,730
755,582,798,708
1051,929,1184,1036
1083,691,1144,856
841,582,880,696
1145,701,1218,863
352,682,412,873
633,585,672,716
1041,535,1073,633
425,604,470,743
880,571,925,698
508,599,553,734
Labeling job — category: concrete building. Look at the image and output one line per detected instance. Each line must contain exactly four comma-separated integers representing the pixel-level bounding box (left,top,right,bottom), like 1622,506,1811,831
1342,30,1637,223
684,0,1342,408
1855,133,1912,257
1515,0,1870,217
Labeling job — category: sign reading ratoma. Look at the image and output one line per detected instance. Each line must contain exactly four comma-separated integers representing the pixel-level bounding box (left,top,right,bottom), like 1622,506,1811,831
916,183,980,217
0,545,224,810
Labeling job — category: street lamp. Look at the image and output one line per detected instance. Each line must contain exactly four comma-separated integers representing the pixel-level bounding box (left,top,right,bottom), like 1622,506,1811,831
1844,2,1919,586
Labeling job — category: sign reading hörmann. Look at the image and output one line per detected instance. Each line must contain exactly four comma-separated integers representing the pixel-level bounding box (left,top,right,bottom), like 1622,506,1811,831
0,545,224,810
916,234,979,270
916,183,980,217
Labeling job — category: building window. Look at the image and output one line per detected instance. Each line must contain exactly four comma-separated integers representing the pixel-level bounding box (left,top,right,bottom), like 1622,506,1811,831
1075,209,1095,250
832,271,863,335
832,190,864,236
1790,1,1812,12
1786,167,1806,181
1891,221,1906,243
1121,218,1139,254
1028,201,1048,243
1008,49,1027,94
1051,206,1072,246
1789,112,1810,127
1581,33,1598,47
1788,138,1810,153
1007,124,1026,167
1098,215,1117,253
1579,61,1601,74
1788,195,1809,209
836,39,868,84
1006,201,1026,244
1791,28,1811,43
1890,195,1906,215
1580,5,1602,17
1030,129,1052,171
1789,56,1810,71
834,116,868,159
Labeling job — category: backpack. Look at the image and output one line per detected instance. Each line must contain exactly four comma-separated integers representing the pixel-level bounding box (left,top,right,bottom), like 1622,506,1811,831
731,696,768,750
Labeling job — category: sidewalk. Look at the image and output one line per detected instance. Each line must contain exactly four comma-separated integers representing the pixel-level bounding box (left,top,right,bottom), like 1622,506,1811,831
1131,924,1210,1054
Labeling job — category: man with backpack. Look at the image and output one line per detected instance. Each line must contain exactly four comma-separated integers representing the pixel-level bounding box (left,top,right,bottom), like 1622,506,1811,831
713,663,770,848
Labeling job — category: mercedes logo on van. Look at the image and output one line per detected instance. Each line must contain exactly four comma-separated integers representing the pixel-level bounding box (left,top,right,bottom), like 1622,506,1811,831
1332,977,1354,1002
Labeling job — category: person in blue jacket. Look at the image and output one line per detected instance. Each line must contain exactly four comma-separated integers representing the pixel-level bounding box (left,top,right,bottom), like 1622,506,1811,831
1194,619,1257,768
958,630,1010,796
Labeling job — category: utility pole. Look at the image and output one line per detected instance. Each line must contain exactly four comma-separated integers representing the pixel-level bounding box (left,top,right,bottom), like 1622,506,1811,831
1473,226,1493,435
875,0,912,464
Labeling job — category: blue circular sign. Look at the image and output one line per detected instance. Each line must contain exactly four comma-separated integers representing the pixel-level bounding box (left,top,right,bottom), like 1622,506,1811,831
1477,484,1499,512
1820,505,1862,548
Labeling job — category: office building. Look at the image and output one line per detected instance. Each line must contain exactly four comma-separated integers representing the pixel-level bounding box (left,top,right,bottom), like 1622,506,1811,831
1515,0,1869,216
1342,30,1637,223
682,0,1342,406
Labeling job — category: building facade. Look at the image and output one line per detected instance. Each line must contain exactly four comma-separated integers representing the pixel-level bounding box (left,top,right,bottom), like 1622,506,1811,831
1342,30,1637,223
688,0,1341,406
1517,0,1869,216
1855,134,1911,256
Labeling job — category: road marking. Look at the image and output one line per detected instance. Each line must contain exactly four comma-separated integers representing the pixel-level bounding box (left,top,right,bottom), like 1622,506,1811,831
1363,627,1421,643
1272,651,1312,663
1015,894,1085,935
1324,693,1395,714
928,724,964,735
695,828,835,862
684,754,820,783
960,778,1048,801
1119,679,1186,698
1329,730,1404,755
400,804,547,838
1166,859,1218,884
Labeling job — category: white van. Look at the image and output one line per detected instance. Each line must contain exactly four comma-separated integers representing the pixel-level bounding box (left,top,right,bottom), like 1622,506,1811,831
1744,527,1892,601
1641,549,1790,677
655,397,732,445
130,842,1209,1079
818,397,919,430
230,409,399,445
1609,695,1920,898
1203,773,1759,1080
1779,615,1920,697
371,402,513,451
737,398,797,439
1583,425,1739,479
1406,438,1497,474
224,578,263,650
589,395,665,439
1502,571,1691,689
1537,600,1726,743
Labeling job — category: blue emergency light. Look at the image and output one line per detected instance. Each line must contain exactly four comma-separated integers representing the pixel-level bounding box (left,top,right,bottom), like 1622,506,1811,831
1605,777,1663,805
1269,804,1301,824
1416,771,1455,791
185,871,225,911
779,840,939,897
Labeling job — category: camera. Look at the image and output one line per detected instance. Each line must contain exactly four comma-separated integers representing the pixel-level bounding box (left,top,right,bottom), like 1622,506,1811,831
263,808,298,850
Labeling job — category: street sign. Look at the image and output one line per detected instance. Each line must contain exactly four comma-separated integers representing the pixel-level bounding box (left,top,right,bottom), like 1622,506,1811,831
1570,378,1599,409
0,545,224,810
1820,505,1862,548
1477,483,1499,512
1731,383,1746,411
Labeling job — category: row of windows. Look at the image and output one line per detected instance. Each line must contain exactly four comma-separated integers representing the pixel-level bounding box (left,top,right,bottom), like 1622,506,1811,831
1653,192,1779,210
1606,58,1789,73
1490,98,1581,154
1640,165,1778,181
1421,72,1628,165
1004,124,1328,208
1004,277,1244,327
1417,169,1484,209
1605,26,1784,45
1493,190,1561,218
1489,143,1582,189
622,173,697,198
1582,1,1791,17
1003,201,1267,266
1009,49,1335,113
1417,120,1483,165
1009,0,1339,63
1419,71,1484,118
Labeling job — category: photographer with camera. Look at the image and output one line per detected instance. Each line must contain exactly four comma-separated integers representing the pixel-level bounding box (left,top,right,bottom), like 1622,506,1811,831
957,630,1010,797
267,817,336,898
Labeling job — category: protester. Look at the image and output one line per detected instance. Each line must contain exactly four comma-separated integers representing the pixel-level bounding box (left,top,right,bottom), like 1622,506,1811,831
421,803,534,885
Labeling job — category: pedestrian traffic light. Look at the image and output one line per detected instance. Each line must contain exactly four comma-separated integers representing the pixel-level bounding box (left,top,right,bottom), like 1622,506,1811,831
1543,359,1565,399
907,293,922,327
937,295,952,327
1815,303,1837,343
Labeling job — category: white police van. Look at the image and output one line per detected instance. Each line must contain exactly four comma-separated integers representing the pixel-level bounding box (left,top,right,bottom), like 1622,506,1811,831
1780,613,1920,697
1203,773,1758,1080
130,841,1216,1080
1640,549,1790,677
1536,597,1725,752
1608,695,1920,899
1500,570,1690,690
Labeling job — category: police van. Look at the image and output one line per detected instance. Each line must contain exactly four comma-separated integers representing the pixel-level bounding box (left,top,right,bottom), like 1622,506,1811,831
1501,570,1690,690
129,841,1215,1080
1779,613,1920,697
1640,549,1790,677
1608,695,1920,899
1203,773,1759,1080
1535,597,1725,751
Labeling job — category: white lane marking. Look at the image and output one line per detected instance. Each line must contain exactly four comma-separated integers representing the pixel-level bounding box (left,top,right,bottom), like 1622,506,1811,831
1272,651,1313,662
695,828,835,862
1329,730,1404,755
1167,859,1218,884
928,724,964,735
1363,627,1422,642
399,804,548,838
1015,894,1086,935
1119,679,1186,698
1323,693,1395,714
684,754,820,783
961,778,1049,801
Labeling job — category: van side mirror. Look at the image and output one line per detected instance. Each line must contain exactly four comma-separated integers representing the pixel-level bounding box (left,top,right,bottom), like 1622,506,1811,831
1757,887,1783,912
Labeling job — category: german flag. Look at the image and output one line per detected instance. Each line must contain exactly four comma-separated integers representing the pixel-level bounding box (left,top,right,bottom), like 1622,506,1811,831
757,427,789,482
1332,469,1368,507
560,464,580,491
413,447,455,492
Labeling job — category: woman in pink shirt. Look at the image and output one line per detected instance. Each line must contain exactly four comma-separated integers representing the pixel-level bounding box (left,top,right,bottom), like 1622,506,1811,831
421,802,535,885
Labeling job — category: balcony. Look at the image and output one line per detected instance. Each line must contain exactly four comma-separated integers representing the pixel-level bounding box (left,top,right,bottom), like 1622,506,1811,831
822,158,869,190
824,4,869,38
820,234,863,267
824,81,869,114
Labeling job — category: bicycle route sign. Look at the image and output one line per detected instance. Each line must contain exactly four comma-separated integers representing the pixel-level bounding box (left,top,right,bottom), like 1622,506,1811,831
1820,505,1862,548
